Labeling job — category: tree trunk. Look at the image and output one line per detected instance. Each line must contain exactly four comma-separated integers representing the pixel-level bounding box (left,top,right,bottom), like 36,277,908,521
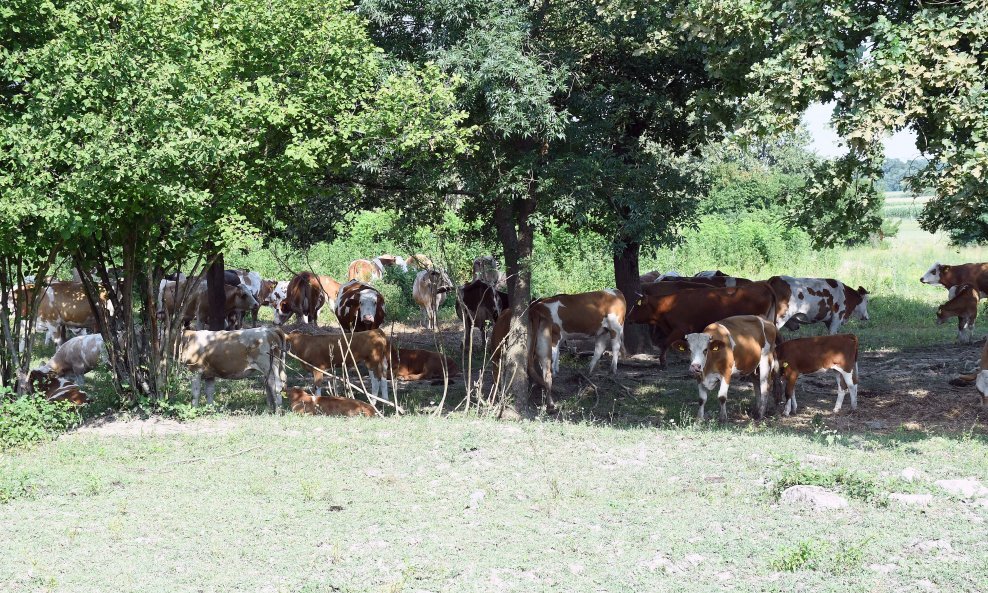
495,196,536,417
613,239,652,354
206,252,226,331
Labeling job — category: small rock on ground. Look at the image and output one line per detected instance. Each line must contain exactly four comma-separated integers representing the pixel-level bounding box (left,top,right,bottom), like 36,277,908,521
780,485,848,510
889,493,933,507
935,478,988,499
901,467,924,482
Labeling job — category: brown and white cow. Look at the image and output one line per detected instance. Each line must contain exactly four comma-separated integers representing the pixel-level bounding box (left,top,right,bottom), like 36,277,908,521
405,254,434,271
376,254,409,272
527,289,626,409
921,262,988,293
627,282,777,366
285,330,391,401
768,276,869,334
458,279,508,349
391,348,460,381
937,284,980,344
775,334,859,416
286,387,378,417
262,280,290,315
36,281,109,345
473,256,502,286
676,315,779,422
348,259,385,283
227,269,265,327
273,272,326,326
413,269,454,329
29,333,106,387
335,280,386,332
25,373,93,406
179,327,287,410
158,277,258,330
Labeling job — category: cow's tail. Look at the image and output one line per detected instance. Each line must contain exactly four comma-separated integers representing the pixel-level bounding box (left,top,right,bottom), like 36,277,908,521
526,309,552,392
765,281,780,326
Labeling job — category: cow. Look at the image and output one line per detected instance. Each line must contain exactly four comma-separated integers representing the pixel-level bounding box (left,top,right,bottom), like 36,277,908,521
937,284,980,344
488,309,561,388
391,348,460,381
458,279,508,350
284,330,391,401
675,315,780,422
413,269,454,329
376,254,409,272
158,278,258,330
348,259,385,282
473,256,501,286
273,272,326,326
768,276,869,334
527,289,626,410
405,254,434,271
227,269,264,327
262,280,290,314
25,373,92,406
179,327,287,410
626,282,778,366
28,333,106,387
286,387,378,417
35,282,108,346
775,334,860,416
642,280,716,298
315,275,342,310
921,262,988,293
335,280,386,332
955,339,988,407
640,270,667,283
659,274,751,288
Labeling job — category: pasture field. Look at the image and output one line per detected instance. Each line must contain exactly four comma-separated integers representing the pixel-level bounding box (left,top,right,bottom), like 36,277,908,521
4,205,988,592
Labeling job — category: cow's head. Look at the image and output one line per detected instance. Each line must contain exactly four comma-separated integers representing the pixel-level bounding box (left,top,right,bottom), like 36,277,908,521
921,263,945,286
47,378,92,406
625,295,657,324
473,255,501,285
226,284,259,312
358,289,381,325
430,270,455,295
851,286,870,321
272,295,293,325
680,332,730,388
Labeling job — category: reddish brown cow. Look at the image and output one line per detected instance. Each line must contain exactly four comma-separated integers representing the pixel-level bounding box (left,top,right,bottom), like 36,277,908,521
286,387,377,417
936,284,979,343
285,330,390,401
391,348,460,381
274,272,326,326
458,279,508,349
627,282,777,366
348,259,384,282
775,334,859,416
37,281,108,345
335,280,386,332
921,262,988,293
641,280,715,297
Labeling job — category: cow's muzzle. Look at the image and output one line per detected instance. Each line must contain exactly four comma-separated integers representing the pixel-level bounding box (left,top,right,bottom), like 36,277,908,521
689,363,702,376
361,315,374,324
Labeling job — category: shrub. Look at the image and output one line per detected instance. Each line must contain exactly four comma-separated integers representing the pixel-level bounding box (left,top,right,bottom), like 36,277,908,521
0,390,80,451
377,267,420,323
773,465,883,503
672,211,812,273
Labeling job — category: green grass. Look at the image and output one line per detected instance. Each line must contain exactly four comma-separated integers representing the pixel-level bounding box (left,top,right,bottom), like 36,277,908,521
2,415,986,591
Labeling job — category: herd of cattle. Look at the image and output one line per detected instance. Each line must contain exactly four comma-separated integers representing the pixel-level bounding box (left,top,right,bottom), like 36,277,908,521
10,256,988,419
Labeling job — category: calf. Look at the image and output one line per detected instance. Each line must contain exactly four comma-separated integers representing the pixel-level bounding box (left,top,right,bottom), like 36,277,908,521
775,334,859,416
274,272,326,326
285,330,391,401
335,280,386,332
458,279,508,349
921,262,988,293
413,269,453,329
528,289,626,409
29,333,106,387
676,315,779,422
25,373,92,406
768,276,869,333
627,282,777,366
391,348,460,381
348,258,384,282
286,387,377,417
936,284,979,343
179,327,287,410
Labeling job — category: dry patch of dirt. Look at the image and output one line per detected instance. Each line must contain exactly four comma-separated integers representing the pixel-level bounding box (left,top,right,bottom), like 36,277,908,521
71,416,242,438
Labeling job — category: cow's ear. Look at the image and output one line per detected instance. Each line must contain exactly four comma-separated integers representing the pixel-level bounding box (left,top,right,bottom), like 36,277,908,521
670,339,687,353
709,339,725,352
857,286,868,295
636,296,645,306
943,264,951,271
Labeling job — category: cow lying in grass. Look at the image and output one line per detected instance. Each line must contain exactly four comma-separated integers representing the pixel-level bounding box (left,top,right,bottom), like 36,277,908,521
774,334,860,416
286,387,377,417
936,284,979,344
28,333,106,389
391,348,460,381
285,330,390,402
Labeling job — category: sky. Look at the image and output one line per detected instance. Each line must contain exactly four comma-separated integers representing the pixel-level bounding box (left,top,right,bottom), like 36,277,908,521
802,102,923,161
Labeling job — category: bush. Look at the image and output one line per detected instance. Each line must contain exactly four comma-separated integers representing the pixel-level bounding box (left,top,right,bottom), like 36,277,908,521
773,465,883,503
672,211,812,274
377,267,421,323
0,390,80,451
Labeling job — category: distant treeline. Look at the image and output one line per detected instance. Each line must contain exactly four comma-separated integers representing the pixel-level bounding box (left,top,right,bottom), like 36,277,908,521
882,158,930,192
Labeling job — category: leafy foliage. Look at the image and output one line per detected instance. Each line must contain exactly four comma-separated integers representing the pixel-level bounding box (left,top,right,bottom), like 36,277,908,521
0,392,80,451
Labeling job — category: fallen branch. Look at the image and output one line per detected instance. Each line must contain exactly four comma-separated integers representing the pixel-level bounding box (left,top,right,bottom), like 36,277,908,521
150,445,263,471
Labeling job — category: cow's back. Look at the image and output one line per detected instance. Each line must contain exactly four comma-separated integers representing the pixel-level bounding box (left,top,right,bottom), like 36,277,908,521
713,315,777,373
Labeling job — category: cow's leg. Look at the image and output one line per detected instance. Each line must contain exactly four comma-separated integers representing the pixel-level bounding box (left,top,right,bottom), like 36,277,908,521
588,334,607,375
696,383,708,421
717,376,731,423
837,365,859,411
827,317,841,335
205,378,217,406
267,368,283,413
755,355,772,419
191,374,202,406
610,329,622,375
313,369,325,396
552,340,562,375
783,369,798,416
834,371,847,413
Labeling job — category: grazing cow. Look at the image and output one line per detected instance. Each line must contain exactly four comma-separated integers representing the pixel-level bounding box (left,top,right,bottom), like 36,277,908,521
768,276,869,334
391,348,460,381
29,334,106,387
937,284,980,344
335,281,386,332
775,334,860,416
675,315,779,422
348,259,385,282
458,279,509,350
627,282,778,366
527,289,626,409
285,330,391,401
274,272,326,326
921,262,988,293
158,278,259,330
179,327,287,409
473,256,501,286
405,254,433,271
413,269,454,329
286,387,377,417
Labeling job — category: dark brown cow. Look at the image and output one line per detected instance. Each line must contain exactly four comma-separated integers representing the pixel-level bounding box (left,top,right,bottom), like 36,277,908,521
775,334,859,416
286,387,377,417
335,280,386,332
937,284,980,344
659,275,752,288
921,262,988,293
642,280,715,297
627,282,777,366
274,272,326,326
458,279,509,350
391,348,460,381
